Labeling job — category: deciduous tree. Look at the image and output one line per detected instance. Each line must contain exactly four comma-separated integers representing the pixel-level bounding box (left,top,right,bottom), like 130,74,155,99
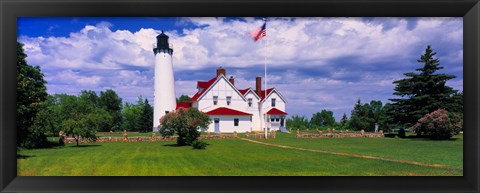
17,42,48,148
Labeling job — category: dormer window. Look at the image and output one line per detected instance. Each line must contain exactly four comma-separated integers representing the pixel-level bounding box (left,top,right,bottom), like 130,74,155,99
226,96,232,105
271,98,276,107
213,96,218,105
248,98,252,107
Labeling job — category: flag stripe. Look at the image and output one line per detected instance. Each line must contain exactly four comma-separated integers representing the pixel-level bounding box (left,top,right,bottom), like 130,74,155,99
250,23,266,42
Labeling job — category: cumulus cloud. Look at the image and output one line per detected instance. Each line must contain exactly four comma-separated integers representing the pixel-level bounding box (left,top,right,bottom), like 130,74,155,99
19,17,463,120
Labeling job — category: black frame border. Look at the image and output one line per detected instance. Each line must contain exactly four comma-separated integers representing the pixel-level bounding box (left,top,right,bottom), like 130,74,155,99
1,0,479,192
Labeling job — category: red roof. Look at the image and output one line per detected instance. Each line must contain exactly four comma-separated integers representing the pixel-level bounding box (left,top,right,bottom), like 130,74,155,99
239,88,250,95
205,107,252,116
176,102,190,110
188,77,217,103
266,108,287,115
259,88,274,101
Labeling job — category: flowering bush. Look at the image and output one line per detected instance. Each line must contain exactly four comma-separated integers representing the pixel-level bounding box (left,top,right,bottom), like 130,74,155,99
411,109,462,140
159,107,211,146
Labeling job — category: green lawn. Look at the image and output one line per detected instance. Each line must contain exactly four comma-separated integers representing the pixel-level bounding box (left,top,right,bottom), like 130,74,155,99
247,132,463,168
18,133,463,176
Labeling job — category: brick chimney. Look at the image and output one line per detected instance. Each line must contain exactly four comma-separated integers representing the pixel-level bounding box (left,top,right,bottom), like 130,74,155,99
229,76,235,85
216,67,226,77
256,76,262,96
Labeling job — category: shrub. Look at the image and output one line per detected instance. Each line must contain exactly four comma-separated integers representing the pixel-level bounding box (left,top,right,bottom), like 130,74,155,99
192,141,208,150
160,108,211,146
411,109,462,140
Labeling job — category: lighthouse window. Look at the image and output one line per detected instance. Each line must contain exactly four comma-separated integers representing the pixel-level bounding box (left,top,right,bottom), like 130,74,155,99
271,98,276,107
213,96,218,105
234,118,239,126
248,98,252,107
226,96,232,105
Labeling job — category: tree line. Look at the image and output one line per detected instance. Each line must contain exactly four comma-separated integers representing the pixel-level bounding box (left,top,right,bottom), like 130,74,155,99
287,45,463,139
17,42,154,148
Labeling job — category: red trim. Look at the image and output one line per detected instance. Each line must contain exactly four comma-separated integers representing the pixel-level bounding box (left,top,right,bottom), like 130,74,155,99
260,88,274,101
176,102,190,110
188,77,216,103
266,108,287,115
205,107,252,116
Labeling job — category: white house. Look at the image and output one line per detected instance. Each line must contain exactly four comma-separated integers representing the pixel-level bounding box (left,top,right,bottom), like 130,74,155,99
179,67,288,133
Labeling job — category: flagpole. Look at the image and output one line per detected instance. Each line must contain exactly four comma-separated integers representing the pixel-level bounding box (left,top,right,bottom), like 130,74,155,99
264,17,268,140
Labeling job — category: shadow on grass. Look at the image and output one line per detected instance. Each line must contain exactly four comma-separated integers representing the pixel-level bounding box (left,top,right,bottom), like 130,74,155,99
163,144,186,147
69,144,102,148
384,133,460,141
17,154,35,159
163,142,211,147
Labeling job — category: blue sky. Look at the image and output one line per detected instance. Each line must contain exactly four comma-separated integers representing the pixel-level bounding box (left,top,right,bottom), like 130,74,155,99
17,17,463,121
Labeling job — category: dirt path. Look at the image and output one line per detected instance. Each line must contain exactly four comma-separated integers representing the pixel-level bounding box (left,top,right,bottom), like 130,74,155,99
240,138,463,170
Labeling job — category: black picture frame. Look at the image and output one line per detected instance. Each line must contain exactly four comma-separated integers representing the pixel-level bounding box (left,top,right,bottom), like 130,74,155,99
1,0,479,192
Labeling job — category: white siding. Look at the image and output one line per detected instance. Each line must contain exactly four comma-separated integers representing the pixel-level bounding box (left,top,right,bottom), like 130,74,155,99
207,116,252,133
197,77,245,112
244,92,262,131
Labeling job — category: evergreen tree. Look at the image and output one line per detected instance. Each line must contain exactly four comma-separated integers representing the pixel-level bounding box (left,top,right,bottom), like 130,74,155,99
340,113,348,127
348,99,374,131
17,42,48,148
141,99,154,132
389,45,458,127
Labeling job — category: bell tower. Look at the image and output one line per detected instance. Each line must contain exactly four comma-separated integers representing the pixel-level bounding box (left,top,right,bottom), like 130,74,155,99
153,30,176,131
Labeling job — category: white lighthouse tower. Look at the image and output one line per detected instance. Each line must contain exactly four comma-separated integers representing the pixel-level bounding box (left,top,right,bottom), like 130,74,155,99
153,30,176,131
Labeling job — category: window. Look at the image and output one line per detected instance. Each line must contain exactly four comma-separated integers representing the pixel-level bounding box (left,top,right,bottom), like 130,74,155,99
165,111,169,114
226,96,232,105
271,98,276,107
234,118,239,126
248,98,252,107
213,96,218,105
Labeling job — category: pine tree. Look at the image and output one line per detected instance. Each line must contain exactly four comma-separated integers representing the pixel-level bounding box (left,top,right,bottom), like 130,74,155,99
17,42,48,148
389,45,458,127
340,113,348,127
141,99,153,132
348,99,375,131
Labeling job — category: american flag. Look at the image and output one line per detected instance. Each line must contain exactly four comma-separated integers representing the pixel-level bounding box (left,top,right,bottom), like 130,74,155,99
250,22,266,42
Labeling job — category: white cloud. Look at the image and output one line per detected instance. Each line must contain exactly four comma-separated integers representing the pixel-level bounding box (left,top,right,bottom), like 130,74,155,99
19,17,463,120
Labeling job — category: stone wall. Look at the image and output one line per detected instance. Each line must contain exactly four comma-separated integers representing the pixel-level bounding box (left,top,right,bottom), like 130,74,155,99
63,133,240,144
245,131,276,139
295,129,384,138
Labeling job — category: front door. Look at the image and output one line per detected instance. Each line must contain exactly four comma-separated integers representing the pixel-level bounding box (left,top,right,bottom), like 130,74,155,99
214,118,220,133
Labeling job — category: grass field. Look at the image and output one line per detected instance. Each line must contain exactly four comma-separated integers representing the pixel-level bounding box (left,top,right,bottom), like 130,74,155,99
18,132,463,176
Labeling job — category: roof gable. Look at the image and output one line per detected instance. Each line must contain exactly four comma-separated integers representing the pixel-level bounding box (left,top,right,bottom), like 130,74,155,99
189,75,246,103
240,88,260,100
261,88,288,103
